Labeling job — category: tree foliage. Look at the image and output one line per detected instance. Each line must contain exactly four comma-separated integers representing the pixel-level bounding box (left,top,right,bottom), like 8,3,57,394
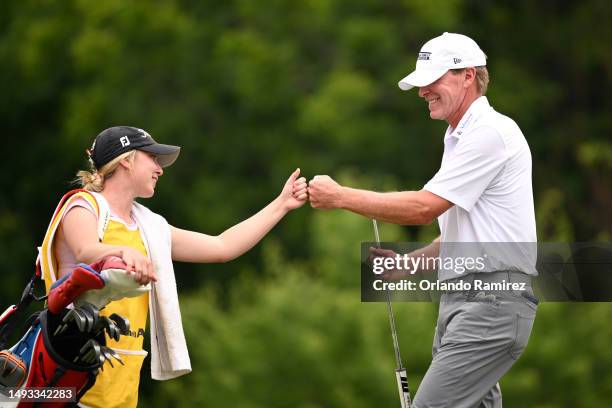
1,0,610,406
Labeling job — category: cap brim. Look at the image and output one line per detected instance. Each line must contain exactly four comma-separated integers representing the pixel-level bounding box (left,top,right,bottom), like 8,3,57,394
139,144,181,168
398,68,449,91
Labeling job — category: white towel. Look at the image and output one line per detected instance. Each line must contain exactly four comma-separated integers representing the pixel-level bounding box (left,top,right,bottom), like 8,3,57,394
131,202,192,380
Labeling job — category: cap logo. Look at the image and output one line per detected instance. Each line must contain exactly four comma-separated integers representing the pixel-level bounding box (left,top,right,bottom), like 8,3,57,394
418,52,431,61
136,128,150,138
453,57,462,64
119,136,131,147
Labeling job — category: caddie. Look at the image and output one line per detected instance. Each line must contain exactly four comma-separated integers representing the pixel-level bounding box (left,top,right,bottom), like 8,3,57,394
40,126,308,407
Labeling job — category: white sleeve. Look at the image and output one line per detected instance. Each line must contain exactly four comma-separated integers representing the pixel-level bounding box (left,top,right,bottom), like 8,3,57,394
424,126,508,212
61,197,97,220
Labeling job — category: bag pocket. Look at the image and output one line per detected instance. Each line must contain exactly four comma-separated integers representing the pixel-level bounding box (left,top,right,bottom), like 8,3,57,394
79,348,148,408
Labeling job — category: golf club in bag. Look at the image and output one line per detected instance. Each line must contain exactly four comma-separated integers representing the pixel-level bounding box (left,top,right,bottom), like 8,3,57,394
372,220,412,408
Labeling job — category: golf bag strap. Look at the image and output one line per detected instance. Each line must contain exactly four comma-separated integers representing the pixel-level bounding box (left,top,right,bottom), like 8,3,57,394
31,365,66,408
38,189,110,293
0,272,44,349
75,370,98,402
36,189,99,282
23,311,42,329
47,365,67,387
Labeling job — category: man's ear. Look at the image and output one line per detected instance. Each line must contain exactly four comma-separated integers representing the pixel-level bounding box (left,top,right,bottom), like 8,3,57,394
463,67,477,89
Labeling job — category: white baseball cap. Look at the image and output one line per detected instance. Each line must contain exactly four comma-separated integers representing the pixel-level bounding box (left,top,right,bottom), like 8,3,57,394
398,32,487,91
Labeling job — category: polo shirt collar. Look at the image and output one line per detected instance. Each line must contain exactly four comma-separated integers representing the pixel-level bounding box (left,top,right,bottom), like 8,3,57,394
445,96,492,141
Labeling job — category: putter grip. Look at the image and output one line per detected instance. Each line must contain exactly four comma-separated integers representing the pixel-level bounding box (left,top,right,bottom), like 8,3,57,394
396,368,412,408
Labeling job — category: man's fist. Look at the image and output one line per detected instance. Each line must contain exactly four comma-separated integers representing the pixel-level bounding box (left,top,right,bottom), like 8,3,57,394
308,175,343,209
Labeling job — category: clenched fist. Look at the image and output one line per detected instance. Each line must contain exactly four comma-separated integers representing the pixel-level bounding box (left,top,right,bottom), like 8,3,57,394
308,175,344,209
279,168,308,211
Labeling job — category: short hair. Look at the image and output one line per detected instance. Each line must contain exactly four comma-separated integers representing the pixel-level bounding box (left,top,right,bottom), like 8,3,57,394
450,66,489,95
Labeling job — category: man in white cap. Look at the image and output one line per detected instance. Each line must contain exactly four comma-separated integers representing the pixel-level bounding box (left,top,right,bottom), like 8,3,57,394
308,32,537,407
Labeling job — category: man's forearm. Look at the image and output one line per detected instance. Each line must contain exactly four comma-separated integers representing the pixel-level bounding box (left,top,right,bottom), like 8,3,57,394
339,187,436,225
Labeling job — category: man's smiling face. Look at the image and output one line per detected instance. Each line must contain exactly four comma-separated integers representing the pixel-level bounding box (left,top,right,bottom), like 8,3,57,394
418,69,471,126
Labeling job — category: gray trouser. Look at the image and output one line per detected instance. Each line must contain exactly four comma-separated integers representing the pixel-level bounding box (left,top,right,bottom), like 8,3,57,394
412,271,538,408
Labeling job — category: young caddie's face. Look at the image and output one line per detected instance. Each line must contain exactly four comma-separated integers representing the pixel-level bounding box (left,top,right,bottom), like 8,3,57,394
131,150,163,198
418,70,470,125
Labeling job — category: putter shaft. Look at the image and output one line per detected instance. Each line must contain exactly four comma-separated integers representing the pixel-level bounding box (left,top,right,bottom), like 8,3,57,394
372,220,412,408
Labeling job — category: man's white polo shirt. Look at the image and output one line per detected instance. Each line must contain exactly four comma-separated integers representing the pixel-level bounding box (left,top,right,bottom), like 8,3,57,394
423,96,537,280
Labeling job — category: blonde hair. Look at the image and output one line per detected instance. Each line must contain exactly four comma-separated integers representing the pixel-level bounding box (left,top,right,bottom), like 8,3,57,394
451,66,489,95
75,151,136,192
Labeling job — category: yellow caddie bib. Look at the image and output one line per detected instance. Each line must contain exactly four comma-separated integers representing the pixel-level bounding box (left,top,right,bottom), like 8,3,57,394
40,191,149,408
79,220,149,408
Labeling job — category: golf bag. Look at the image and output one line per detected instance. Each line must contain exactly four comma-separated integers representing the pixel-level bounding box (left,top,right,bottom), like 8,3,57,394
0,309,103,407
0,260,132,407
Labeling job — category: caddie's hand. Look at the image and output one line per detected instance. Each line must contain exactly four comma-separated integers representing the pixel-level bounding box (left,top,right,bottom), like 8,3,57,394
280,168,308,211
120,247,157,285
308,175,343,209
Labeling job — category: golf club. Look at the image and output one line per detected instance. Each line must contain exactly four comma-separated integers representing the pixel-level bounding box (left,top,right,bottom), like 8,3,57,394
372,219,412,408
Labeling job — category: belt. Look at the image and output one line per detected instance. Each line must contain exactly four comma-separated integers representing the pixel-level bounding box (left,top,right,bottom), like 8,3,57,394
447,270,532,286
442,270,538,304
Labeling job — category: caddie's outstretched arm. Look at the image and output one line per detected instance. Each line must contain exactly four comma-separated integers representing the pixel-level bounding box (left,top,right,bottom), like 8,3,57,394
171,168,307,263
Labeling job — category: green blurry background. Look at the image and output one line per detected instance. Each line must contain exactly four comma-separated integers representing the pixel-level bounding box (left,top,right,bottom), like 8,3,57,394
1,0,611,406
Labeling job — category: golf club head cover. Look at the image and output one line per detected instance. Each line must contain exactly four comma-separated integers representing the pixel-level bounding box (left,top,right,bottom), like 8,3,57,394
47,265,105,314
75,256,151,309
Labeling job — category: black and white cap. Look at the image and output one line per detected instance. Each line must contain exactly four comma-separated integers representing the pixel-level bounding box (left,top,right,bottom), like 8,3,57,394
88,126,181,169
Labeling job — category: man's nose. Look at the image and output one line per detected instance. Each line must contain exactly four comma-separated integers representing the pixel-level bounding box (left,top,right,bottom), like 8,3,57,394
418,87,429,98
